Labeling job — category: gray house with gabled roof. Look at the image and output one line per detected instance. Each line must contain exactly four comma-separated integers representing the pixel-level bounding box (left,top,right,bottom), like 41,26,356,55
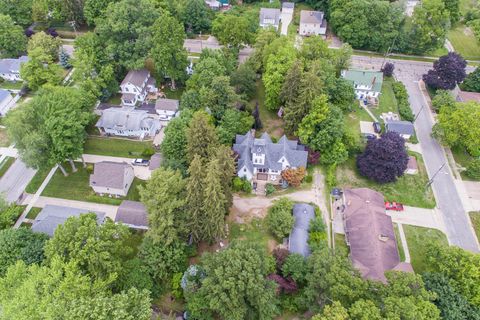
259,8,281,30
233,131,308,185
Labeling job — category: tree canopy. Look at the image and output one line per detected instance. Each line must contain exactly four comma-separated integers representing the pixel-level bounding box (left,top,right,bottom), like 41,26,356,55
423,52,467,90
0,14,27,58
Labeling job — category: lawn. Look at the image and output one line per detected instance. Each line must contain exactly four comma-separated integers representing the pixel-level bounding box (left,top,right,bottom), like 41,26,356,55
403,225,448,273
251,80,285,139
450,146,479,181
83,136,153,158
469,212,480,239
447,26,480,60
106,93,122,105
228,218,277,253
0,157,15,178
0,80,23,90
373,77,398,120
334,233,349,255
0,128,10,147
163,87,185,100
393,223,406,262
41,162,146,205
336,152,436,208
26,207,43,220
25,166,52,194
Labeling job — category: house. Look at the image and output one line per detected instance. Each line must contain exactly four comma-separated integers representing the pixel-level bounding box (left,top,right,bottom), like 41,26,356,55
155,98,179,121
120,69,156,106
0,56,28,82
31,205,105,237
289,203,315,257
343,188,413,282
385,120,415,140
259,8,281,30
456,90,480,103
405,156,418,175
0,89,13,116
89,161,135,197
233,131,308,185
95,107,160,140
282,2,295,14
205,0,228,9
342,69,383,100
115,200,148,230
299,10,327,36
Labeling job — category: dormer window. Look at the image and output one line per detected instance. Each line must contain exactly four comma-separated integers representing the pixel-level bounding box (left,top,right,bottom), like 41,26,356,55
257,147,262,153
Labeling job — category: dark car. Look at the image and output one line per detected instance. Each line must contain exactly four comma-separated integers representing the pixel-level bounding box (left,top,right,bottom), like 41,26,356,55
373,122,382,133
364,133,377,141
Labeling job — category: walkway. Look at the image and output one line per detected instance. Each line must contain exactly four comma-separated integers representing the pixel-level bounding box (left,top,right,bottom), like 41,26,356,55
280,10,293,36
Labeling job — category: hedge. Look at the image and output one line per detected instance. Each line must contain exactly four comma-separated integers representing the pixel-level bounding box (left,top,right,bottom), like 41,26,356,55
391,82,414,122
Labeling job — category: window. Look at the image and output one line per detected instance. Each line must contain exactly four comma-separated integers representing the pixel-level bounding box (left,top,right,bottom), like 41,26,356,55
124,87,129,92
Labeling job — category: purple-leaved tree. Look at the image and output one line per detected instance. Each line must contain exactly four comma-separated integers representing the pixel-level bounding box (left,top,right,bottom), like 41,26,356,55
356,132,409,183
381,62,395,77
423,52,467,90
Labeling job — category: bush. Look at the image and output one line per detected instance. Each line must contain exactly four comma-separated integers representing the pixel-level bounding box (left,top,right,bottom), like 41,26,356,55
391,81,414,121
305,175,313,183
171,272,184,299
266,198,294,239
242,180,252,193
282,253,307,284
465,159,480,180
309,216,326,233
141,147,155,158
233,177,253,193
325,164,337,188
266,183,276,195
273,247,290,270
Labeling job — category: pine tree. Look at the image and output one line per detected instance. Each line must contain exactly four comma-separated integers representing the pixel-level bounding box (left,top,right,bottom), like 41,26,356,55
186,111,219,162
59,49,71,69
186,155,206,243
202,159,226,243
215,145,236,213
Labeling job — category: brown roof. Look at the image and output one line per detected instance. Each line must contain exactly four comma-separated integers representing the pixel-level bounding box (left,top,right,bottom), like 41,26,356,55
155,98,179,112
115,200,148,228
457,90,480,103
407,156,418,170
89,161,132,189
300,10,324,24
343,188,412,282
121,69,150,87
149,153,162,170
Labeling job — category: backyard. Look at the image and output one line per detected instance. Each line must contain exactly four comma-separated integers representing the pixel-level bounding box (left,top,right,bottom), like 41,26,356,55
228,218,277,253
250,81,285,139
41,163,145,205
336,152,436,208
83,136,153,158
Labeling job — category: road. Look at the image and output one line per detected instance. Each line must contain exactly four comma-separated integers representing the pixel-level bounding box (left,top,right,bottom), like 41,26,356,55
351,55,479,252
0,159,36,203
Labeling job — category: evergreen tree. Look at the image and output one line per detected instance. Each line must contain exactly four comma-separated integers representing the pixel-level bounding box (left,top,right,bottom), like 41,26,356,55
202,159,226,243
215,145,235,213
59,48,71,69
186,155,206,243
186,112,219,162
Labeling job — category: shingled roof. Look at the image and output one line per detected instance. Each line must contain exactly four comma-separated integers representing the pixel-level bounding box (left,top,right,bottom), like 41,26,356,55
96,107,158,132
121,69,150,87
289,203,315,257
89,161,132,189
115,200,148,229
0,56,28,74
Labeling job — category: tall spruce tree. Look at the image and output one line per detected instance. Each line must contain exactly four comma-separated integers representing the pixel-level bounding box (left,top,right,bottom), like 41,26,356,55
202,159,226,243
215,145,235,213
186,112,219,162
186,154,206,243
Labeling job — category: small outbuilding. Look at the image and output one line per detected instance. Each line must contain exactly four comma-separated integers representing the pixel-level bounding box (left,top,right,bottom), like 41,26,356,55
289,203,315,257
405,156,418,175
385,120,415,140
115,200,148,230
155,98,179,121
259,8,281,30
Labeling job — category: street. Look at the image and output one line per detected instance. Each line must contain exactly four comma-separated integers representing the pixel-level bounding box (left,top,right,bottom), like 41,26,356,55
351,55,479,252
0,159,36,203
184,38,253,63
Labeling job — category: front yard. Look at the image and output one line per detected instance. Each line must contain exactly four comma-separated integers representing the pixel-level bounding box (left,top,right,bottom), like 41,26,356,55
41,163,145,205
0,80,23,90
83,136,153,158
373,77,398,120
451,146,479,181
336,152,436,208
447,26,480,60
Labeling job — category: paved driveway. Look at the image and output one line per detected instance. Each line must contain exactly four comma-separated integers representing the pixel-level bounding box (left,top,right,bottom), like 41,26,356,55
280,11,293,35
387,206,446,232
0,159,36,203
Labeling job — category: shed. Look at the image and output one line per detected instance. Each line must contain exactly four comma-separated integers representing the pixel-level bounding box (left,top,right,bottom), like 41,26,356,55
115,200,148,230
405,156,418,175
289,203,315,257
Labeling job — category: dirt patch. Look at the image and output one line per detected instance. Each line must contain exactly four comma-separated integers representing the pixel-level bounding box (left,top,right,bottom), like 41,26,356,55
267,239,279,253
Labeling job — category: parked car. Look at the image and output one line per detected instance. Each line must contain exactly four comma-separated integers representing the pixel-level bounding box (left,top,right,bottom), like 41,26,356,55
385,202,404,211
364,133,377,141
373,122,382,133
131,159,150,166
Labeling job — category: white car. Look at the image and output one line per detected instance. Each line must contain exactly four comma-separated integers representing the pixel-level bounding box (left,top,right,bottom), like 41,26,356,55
131,159,150,166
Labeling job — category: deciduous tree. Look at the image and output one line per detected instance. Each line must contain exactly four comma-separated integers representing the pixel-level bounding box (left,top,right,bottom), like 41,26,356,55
266,197,294,239
423,52,467,90
181,0,212,34
0,14,27,58
281,167,307,188
216,109,253,145
0,0,32,27
27,31,62,60
212,14,253,48
161,114,190,173
83,0,117,26
20,48,63,90
461,67,480,93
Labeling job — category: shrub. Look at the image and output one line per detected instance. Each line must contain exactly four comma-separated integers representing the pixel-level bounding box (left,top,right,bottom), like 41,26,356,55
141,147,155,158
233,177,244,191
266,183,276,195
242,179,252,193
465,159,480,180
282,253,307,284
281,167,306,187
391,81,414,121
310,216,326,233
273,247,290,270
305,175,313,183
171,272,184,299
266,198,294,239
325,164,337,188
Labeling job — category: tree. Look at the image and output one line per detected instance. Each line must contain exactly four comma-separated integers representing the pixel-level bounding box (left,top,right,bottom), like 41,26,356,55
201,159,226,242
186,111,219,162
280,60,304,107
83,0,117,26
312,301,349,320
0,0,32,27
281,167,307,187
349,299,383,320
186,57,226,91
0,197,22,230
423,52,467,90
186,155,206,243
328,78,356,112
461,67,480,93
443,0,460,24
230,60,257,98
431,89,457,112
382,62,395,77
252,102,263,130
20,48,63,90
95,0,160,69
150,13,188,89
250,28,279,72
215,145,236,213
161,114,189,172
44,214,131,284
297,95,330,141
181,0,212,34
212,14,253,48
0,14,27,58
356,132,409,183
466,159,480,180
320,140,349,166
266,197,294,239
282,253,307,285
139,167,188,244
59,48,71,68
198,76,239,120
27,31,62,60
216,109,253,145
0,228,48,276
185,242,279,320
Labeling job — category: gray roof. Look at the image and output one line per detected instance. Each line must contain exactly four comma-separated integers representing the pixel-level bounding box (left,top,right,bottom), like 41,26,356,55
31,205,105,237
233,131,308,174
289,203,315,257
155,98,179,112
0,56,28,74
385,120,415,136
96,107,158,132
89,161,132,189
300,10,324,24
115,200,148,228
149,153,162,170
0,89,12,102
282,2,295,9
121,69,150,87
260,8,281,25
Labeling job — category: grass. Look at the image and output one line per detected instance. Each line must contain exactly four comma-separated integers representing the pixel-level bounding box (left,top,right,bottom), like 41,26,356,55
393,223,406,262
0,157,15,178
336,152,436,208
228,218,277,252
41,162,146,205
373,77,398,120
25,207,43,220
163,86,185,100
334,233,349,254
0,80,23,90
251,80,285,139
469,212,480,239
124,229,146,259
447,26,480,60
106,93,122,105
403,225,448,273
25,166,52,194
0,128,10,147
20,222,31,228
83,136,153,158
450,146,478,180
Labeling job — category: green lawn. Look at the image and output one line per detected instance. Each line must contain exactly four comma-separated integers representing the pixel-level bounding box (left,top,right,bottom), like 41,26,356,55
450,146,479,181
403,225,448,273
469,212,480,239
41,163,146,205
334,233,349,255
373,77,398,120
83,136,153,158
26,207,43,220
393,223,406,262
0,157,15,178
163,87,185,100
336,152,436,208
0,80,23,90
0,128,10,147
447,26,480,60
251,80,285,139
25,166,52,194
228,218,277,253
106,93,122,105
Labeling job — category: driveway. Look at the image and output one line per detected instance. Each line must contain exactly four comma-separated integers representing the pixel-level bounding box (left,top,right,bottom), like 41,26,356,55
0,159,36,203
387,206,446,232
81,154,151,180
280,11,293,36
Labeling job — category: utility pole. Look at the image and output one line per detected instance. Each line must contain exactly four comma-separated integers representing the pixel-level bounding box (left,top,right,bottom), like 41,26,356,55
381,34,399,69
414,104,425,122
426,162,446,189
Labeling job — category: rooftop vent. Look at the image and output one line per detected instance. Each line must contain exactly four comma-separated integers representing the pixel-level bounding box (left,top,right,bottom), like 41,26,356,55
378,234,389,242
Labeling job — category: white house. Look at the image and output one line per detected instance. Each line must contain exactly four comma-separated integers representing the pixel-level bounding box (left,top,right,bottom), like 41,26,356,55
0,56,28,82
89,161,135,197
95,107,160,140
259,8,281,30
0,89,13,116
342,69,384,100
120,69,156,106
155,98,179,121
299,10,327,36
